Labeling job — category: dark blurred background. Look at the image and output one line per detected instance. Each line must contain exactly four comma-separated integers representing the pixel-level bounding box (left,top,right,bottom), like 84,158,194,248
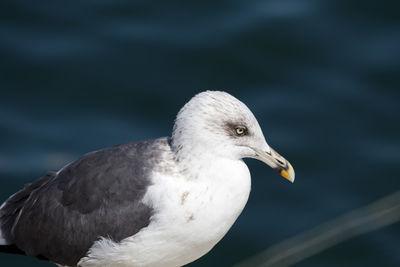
1,0,399,266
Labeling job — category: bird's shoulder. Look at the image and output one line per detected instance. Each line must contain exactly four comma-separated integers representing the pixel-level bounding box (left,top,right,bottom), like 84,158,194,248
55,137,172,213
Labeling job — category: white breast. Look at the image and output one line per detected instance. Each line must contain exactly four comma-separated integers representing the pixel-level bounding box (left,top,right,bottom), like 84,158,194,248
79,157,251,267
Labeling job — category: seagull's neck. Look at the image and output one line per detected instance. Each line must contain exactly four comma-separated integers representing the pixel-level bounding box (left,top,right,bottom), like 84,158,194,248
172,142,220,179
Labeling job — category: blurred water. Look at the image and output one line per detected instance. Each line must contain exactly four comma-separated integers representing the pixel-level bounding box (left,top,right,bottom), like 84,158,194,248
0,0,399,266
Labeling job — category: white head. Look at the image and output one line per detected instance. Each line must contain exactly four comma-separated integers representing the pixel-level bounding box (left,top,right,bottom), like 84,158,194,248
171,91,294,182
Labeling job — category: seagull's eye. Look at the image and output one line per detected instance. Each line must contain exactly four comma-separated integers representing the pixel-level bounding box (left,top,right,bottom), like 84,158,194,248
234,126,247,136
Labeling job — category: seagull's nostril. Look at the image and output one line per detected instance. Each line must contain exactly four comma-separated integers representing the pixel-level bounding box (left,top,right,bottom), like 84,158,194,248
276,159,285,165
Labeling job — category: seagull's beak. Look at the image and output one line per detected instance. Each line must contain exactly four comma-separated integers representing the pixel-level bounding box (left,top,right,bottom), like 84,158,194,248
252,146,295,183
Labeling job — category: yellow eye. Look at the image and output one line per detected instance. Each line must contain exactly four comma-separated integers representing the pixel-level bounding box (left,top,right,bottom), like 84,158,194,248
235,126,246,136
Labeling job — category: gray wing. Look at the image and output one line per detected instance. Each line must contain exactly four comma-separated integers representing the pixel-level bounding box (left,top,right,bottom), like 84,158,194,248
0,139,163,266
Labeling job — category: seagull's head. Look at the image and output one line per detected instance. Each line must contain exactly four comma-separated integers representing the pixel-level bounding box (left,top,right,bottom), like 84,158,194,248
171,91,295,182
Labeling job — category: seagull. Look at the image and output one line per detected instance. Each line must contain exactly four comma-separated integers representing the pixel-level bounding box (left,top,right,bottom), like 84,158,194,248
0,91,294,267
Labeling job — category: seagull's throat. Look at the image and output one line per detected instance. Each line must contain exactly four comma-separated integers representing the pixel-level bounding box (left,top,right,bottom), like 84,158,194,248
171,140,236,180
